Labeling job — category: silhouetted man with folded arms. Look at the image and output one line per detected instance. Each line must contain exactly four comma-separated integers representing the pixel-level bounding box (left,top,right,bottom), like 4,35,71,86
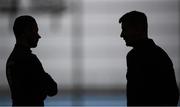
6,15,58,106
119,11,179,106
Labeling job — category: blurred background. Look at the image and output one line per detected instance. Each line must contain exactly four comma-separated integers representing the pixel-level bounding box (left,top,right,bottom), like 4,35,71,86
0,0,179,106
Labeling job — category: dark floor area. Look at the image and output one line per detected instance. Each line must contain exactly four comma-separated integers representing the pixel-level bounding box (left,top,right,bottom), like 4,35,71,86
0,89,180,106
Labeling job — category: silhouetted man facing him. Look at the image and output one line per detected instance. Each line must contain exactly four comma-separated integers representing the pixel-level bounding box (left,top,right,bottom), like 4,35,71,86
6,15,58,106
119,11,179,106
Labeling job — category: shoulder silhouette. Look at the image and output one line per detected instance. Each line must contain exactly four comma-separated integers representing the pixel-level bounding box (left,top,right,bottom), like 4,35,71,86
119,11,179,106
6,15,58,106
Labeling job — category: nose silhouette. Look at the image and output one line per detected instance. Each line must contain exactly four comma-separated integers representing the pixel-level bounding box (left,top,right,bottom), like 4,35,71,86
120,31,124,38
37,34,41,39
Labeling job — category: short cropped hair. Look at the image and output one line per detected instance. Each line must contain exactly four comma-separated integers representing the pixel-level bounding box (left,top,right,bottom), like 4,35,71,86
13,15,37,38
119,11,148,33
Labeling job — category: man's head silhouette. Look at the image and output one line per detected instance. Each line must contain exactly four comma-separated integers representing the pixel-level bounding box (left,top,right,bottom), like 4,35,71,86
119,11,148,47
13,15,41,48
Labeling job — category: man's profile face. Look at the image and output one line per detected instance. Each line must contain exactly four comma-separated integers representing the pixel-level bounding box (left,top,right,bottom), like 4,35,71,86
120,22,136,46
25,22,41,48
120,22,141,47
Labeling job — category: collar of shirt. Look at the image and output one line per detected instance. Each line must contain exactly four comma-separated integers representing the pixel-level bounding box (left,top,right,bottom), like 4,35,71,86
133,38,156,49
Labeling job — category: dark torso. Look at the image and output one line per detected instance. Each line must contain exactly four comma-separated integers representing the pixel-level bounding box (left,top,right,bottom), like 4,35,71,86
126,39,179,106
6,44,57,106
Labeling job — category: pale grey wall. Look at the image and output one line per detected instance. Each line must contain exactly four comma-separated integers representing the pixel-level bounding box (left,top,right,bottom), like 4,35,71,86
0,0,179,90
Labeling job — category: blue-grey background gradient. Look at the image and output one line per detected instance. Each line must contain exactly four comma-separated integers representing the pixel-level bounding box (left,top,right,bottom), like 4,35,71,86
0,0,179,106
